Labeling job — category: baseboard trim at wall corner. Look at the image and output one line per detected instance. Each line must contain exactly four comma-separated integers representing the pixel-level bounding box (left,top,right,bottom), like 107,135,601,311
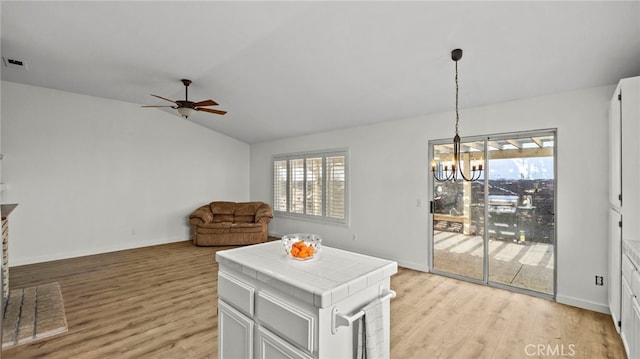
556,294,610,314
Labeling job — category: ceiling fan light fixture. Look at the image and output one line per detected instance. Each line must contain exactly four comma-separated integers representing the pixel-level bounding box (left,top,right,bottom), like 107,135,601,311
142,79,226,118
177,107,194,118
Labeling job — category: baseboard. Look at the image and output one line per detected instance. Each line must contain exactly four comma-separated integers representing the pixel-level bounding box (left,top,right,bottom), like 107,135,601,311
11,237,188,266
395,260,429,272
556,294,610,314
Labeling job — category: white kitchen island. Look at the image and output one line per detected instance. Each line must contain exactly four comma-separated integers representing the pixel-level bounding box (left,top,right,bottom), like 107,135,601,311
216,241,398,359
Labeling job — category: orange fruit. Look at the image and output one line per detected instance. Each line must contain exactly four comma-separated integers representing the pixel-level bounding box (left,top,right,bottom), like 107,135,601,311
291,247,300,256
289,240,315,259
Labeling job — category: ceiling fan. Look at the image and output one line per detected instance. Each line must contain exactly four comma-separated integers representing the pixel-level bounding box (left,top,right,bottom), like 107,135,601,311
142,79,227,118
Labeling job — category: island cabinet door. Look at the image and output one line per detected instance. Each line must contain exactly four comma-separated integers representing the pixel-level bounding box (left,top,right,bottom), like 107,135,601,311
633,298,640,359
621,277,635,357
256,325,314,359
219,300,254,359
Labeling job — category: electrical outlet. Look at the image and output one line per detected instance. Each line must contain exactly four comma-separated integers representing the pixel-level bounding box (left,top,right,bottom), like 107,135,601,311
595,276,604,286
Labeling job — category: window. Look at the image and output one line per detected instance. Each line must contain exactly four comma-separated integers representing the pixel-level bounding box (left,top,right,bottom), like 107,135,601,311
273,150,348,224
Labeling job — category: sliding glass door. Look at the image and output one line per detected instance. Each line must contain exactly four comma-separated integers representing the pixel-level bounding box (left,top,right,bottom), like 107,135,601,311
485,133,555,295
431,139,485,281
430,130,556,298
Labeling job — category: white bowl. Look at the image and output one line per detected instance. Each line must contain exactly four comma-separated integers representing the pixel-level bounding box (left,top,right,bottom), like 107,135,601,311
281,233,322,260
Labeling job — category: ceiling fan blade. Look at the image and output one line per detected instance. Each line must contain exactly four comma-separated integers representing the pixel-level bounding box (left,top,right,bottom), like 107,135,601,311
196,107,227,115
142,105,175,108
193,99,218,107
150,94,177,104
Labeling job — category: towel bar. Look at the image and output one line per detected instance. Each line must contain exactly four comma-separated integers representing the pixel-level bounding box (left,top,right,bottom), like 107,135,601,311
331,289,396,334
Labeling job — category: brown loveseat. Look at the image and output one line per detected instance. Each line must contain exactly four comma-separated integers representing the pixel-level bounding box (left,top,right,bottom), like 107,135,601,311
189,201,273,246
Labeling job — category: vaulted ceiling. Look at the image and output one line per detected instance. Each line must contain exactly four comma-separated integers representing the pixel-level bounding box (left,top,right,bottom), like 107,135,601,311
2,1,639,144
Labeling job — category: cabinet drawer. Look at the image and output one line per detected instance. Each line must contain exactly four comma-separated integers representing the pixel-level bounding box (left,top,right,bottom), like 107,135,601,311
257,291,315,353
218,271,254,316
256,326,314,359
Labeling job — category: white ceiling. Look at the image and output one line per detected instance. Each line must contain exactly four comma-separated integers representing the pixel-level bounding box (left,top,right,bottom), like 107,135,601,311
2,1,639,144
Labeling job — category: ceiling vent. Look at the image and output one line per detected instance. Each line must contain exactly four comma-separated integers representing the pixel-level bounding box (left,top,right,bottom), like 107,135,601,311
2,57,28,71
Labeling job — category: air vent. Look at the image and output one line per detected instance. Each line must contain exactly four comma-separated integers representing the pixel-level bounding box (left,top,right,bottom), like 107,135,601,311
2,57,28,70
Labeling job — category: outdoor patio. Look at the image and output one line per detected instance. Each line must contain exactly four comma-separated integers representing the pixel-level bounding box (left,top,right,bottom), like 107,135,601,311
433,230,554,294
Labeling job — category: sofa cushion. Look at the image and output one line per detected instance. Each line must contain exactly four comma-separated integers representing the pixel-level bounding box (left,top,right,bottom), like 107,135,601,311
229,223,263,233
197,222,232,234
234,215,255,223
213,214,235,223
235,202,262,216
211,201,235,215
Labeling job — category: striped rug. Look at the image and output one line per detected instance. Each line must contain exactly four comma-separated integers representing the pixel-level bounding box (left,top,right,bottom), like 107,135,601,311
2,282,68,348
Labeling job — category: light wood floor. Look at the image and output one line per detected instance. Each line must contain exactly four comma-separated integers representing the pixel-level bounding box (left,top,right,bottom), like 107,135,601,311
3,241,624,359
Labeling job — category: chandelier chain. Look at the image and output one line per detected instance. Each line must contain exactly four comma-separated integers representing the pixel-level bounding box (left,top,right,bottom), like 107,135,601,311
432,48,483,182
455,60,459,136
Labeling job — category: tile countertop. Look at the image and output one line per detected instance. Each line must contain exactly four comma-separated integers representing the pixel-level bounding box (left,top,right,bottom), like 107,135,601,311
216,241,398,309
623,239,640,269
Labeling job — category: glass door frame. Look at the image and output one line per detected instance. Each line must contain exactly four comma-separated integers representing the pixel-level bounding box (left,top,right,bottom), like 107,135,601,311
429,133,489,287
428,128,557,300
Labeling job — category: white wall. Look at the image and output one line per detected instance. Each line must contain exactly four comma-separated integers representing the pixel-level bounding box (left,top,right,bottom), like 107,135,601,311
1,81,250,265
251,85,615,313
1,79,616,312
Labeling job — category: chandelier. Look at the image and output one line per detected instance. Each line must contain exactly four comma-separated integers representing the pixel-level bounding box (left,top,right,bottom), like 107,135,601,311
432,48,483,182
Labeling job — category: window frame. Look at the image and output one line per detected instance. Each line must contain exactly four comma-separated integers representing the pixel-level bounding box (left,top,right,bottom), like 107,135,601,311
272,148,349,225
